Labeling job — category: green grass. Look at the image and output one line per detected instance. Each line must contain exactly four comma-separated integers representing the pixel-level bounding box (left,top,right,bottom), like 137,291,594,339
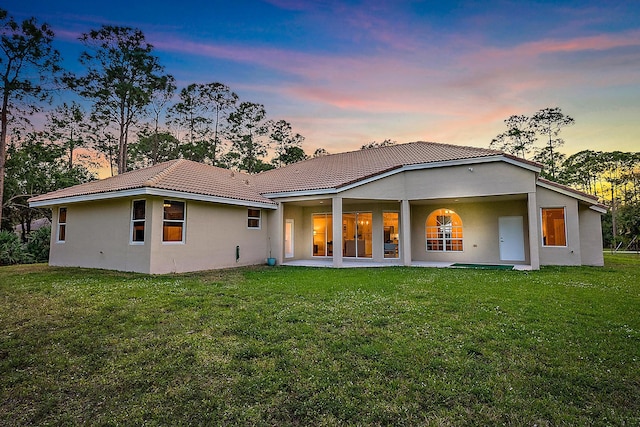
1,255,639,426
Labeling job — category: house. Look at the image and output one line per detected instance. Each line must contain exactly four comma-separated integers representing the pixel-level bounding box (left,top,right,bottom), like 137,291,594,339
28,141,606,273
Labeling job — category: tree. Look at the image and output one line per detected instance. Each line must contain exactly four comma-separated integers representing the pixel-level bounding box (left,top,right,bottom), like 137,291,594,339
361,139,396,150
68,25,170,174
269,119,305,167
533,146,567,181
0,8,61,229
275,146,308,166
129,130,180,168
530,107,574,179
46,102,90,170
489,115,537,159
4,131,94,239
143,74,176,166
313,147,330,158
168,82,237,165
559,150,604,195
224,102,270,174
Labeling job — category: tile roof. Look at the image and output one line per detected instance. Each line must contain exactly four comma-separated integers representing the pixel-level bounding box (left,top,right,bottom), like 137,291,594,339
33,141,598,208
253,141,509,194
28,159,275,205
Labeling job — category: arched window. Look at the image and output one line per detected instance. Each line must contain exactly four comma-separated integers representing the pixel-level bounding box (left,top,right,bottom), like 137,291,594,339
426,208,463,252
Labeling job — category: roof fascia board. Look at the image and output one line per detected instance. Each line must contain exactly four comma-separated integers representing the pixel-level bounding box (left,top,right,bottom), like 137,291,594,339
589,205,608,214
264,155,540,198
263,188,338,199
29,187,277,209
536,181,600,206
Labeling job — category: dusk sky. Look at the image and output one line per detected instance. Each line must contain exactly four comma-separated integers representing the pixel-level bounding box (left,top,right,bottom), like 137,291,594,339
8,0,640,156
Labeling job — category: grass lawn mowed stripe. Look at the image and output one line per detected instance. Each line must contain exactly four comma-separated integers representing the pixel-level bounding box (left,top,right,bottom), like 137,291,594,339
1,255,638,425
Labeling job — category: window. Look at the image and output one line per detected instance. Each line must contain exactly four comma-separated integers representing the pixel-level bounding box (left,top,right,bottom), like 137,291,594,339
248,208,261,228
541,207,566,246
131,200,146,243
163,200,185,242
57,207,67,242
426,208,463,252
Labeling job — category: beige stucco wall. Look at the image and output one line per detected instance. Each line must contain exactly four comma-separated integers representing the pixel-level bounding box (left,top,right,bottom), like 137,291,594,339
49,198,152,273
48,197,273,274
579,205,605,266
410,199,530,264
148,199,271,274
535,187,582,266
340,161,537,201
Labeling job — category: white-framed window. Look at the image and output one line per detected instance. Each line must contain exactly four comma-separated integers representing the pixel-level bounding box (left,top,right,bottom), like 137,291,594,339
426,208,463,252
163,200,185,243
541,207,567,247
57,207,67,243
248,208,261,229
131,199,146,244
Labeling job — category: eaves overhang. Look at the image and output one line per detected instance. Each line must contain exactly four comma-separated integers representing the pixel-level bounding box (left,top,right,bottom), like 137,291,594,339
28,187,278,210
536,180,606,213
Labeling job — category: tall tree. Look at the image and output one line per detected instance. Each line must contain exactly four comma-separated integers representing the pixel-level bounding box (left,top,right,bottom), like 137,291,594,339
490,115,537,159
143,74,176,166
530,107,574,179
0,8,61,229
269,119,305,167
168,82,237,165
68,26,170,174
224,102,271,174
46,102,90,170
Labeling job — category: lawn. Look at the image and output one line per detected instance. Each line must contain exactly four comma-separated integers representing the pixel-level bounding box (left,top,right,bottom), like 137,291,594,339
1,254,639,426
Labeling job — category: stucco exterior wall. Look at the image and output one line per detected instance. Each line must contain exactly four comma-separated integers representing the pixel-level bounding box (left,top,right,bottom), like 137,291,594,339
535,187,582,266
579,205,605,266
148,199,271,274
49,198,152,273
410,199,530,264
340,162,537,201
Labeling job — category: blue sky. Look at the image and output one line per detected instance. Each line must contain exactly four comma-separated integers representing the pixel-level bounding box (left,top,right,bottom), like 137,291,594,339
8,0,640,156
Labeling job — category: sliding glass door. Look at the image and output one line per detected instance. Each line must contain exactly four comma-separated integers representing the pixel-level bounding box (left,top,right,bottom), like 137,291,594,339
312,214,333,256
342,212,372,258
383,212,399,258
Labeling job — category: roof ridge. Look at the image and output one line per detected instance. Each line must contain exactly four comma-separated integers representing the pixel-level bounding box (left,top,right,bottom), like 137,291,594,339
143,159,184,187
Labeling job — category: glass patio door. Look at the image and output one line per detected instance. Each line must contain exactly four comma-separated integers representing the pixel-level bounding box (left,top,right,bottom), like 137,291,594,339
342,212,372,258
312,214,333,256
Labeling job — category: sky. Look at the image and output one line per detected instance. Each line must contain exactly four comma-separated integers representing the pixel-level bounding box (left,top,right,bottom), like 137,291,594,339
7,0,640,157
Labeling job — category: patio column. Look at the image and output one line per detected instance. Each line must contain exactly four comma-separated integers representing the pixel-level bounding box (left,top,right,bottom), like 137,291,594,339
527,192,540,270
401,199,412,266
273,202,284,264
332,196,343,267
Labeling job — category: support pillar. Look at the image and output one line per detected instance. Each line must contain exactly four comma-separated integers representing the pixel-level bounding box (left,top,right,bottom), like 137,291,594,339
332,196,343,267
527,192,540,270
401,199,412,266
273,202,284,264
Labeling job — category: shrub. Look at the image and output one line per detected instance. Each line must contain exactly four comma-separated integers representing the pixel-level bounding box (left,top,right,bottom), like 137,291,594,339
26,226,51,263
0,231,32,265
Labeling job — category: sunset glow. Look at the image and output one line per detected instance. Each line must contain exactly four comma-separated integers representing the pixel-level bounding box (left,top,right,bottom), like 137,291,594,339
10,0,640,157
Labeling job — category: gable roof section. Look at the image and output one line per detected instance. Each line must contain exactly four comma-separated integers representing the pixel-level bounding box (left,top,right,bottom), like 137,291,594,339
537,178,607,213
254,141,540,195
28,159,276,208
